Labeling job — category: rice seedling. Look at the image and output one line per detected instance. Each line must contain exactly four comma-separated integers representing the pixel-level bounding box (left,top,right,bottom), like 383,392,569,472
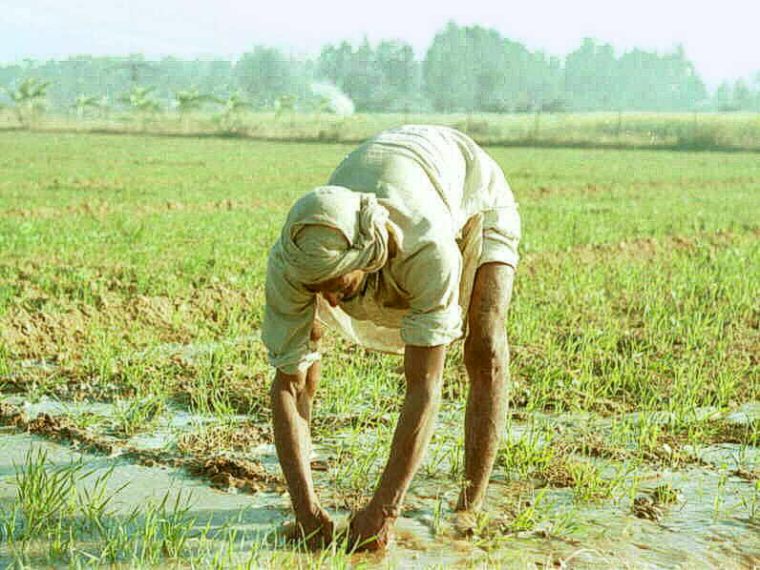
155,490,196,559
13,448,81,540
76,466,127,533
739,481,760,523
185,350,240,418
496,421,556,481
713,470,730,519
111,395,165,437
97,508,140,564
505,489,549,533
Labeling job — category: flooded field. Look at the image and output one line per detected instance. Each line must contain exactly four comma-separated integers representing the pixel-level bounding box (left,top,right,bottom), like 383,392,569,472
1,392,758,568
1,132,758,568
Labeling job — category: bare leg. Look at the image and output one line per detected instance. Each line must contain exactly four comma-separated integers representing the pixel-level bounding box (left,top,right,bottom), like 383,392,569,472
457,263,514,512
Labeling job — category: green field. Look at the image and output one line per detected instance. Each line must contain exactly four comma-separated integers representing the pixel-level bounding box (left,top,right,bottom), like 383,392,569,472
4,110,760,152
0,131,759,568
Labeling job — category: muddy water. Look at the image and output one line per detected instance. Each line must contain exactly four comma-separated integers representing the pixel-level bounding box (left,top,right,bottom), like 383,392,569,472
1,398,758,568
387,452,759,568
0,433,285,521
530,467,759,569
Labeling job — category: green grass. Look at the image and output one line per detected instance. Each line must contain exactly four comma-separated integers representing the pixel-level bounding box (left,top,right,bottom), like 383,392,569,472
0,129,757,430
0,130,758,567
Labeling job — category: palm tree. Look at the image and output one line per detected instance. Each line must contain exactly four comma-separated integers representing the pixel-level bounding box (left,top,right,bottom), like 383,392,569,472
175,88,214,114
216,92,250,134
119,86,160,129
5,78,50,127
174,88,214,131
119,86,160,113
72,94,101,119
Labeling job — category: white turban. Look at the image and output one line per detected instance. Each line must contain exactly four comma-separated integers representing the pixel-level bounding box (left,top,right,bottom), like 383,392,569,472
277,186,392,285
262,186,396,374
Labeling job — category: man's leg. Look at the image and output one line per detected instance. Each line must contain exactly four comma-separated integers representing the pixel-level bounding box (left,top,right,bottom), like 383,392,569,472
457,262,514,512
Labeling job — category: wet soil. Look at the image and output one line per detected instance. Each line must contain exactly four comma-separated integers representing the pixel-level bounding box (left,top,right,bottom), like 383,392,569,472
0,401,278,494
177,420,271,456
188,455,277,493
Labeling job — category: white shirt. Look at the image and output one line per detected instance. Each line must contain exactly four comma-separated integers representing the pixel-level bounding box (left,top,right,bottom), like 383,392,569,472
263,125,520,374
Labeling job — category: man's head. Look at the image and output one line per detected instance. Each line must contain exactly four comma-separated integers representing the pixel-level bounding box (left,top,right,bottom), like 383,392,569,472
305,269,366,307
277,186,394,300
294,224,366,307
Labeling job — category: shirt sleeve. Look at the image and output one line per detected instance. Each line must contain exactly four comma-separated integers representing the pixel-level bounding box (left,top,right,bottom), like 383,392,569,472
398,240,463,347
261,245,320,375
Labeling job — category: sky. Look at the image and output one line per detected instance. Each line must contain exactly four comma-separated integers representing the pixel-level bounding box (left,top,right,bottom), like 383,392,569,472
2,0,759,87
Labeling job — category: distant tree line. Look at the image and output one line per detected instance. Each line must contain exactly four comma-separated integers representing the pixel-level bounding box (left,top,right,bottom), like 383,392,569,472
2,22,759,114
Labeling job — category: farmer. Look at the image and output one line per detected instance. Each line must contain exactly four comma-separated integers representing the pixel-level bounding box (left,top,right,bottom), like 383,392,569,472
262,125,521,551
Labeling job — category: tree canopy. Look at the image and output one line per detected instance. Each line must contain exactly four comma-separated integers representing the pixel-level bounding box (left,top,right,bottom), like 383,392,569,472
1,23,756,114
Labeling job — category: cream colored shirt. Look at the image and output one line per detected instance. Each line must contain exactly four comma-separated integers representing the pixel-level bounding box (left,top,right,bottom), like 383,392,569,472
263,125,520,374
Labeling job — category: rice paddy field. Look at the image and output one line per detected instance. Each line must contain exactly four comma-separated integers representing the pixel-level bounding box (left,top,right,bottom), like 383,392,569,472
0,130,758,568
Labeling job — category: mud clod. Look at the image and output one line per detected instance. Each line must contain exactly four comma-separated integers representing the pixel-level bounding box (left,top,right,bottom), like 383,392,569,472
540,457,576,488
633,484,680,521
633,496,664,521
731,468,759,481
189,455,275,493
26,413,118,455
1,405,279,494
177,421,270,456
0,401,28,427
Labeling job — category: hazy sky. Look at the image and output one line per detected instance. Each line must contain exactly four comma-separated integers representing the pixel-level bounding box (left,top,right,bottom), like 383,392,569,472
3,0,759,87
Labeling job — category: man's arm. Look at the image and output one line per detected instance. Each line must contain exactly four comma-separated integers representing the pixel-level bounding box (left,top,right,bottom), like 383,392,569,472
271,342,333,547
349,344,446,550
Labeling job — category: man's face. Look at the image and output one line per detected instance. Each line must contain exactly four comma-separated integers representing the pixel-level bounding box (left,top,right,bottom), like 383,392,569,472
307,270,366,307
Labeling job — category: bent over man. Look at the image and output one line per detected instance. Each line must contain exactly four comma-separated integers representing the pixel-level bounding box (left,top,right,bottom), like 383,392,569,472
262,125,521,550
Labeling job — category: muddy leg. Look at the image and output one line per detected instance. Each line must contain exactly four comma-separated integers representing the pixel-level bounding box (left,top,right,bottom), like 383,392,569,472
457,263,514,512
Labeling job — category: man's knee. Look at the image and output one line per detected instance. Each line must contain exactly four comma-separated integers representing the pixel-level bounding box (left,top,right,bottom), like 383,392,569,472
464,326,508,379
469,263,514,319
464,262,513,379
271,369,307,398
310,321,323,343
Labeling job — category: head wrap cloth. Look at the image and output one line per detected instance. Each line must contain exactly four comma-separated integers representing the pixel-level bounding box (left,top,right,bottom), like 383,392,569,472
263,186,395,375
279,186,393,285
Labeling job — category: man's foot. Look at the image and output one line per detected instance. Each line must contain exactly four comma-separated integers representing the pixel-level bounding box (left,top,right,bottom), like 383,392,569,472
347,506,395,552
451,510,479,538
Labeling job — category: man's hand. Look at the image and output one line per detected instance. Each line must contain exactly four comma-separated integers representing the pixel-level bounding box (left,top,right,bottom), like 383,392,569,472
348,506,394,552
292,505,335,550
